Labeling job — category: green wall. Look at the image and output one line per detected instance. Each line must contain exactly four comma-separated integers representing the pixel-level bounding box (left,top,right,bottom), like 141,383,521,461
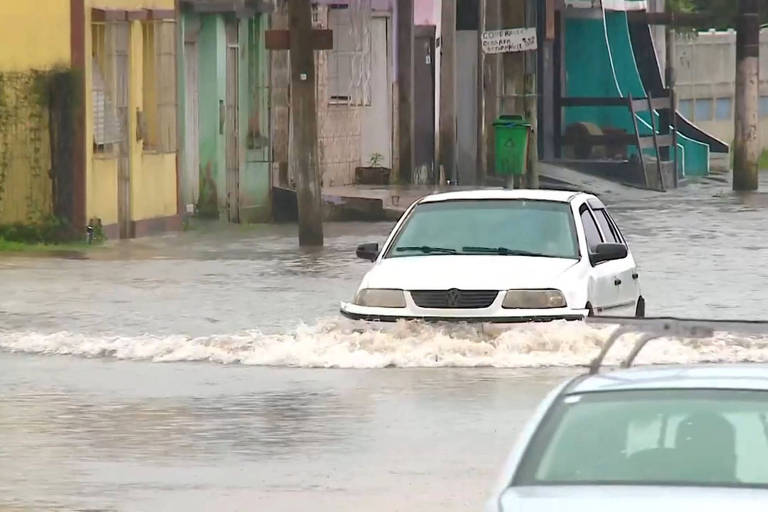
197,14,226,218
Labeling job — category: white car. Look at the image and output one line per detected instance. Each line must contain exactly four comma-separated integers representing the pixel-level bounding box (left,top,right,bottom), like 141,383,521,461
340,190,643,322
485,317,768,511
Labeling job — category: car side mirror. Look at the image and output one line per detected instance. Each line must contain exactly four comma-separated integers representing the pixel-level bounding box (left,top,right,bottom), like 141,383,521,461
590,243,627,265
356,243,379,262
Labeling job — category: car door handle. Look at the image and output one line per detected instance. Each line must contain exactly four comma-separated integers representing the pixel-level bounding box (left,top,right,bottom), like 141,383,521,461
614,278,622,286
632,273,639,280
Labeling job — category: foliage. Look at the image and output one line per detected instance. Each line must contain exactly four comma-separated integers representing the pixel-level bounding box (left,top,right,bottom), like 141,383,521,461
671,0,768,31
368,152,385,167
0,216,83,245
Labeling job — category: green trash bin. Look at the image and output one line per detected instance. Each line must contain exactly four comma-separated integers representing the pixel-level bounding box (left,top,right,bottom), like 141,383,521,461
493,115,531,176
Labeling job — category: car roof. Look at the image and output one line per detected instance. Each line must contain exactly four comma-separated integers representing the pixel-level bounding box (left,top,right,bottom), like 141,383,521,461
418,189,589,204
567,365,768,394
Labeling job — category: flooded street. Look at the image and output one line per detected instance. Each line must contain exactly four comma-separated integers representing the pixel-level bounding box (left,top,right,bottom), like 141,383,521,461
3,176,768,511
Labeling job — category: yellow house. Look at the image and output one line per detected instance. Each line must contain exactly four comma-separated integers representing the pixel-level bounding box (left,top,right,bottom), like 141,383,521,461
0,0,181,238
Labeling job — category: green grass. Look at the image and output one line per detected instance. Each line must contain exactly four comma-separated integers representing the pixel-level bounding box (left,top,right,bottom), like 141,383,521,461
759,149,768,170
0,237,101,253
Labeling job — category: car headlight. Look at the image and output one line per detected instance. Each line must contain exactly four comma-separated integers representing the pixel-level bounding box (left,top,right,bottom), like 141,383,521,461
354,289,406,308
502,289,567,309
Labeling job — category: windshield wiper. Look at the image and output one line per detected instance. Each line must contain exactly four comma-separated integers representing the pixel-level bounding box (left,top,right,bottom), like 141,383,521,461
395,245,457,255
462,246,549,257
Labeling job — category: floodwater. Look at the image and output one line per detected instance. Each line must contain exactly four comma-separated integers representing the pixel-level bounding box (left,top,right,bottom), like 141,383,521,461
2,174,768,511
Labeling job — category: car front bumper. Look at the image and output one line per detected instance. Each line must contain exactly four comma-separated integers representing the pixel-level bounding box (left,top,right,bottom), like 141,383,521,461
339,301,589,323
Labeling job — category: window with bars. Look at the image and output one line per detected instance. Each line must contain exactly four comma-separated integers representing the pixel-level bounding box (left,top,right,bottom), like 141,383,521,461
142,20,177,153
91,23,123,154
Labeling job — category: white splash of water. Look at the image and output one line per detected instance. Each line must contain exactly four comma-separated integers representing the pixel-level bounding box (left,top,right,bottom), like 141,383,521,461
2,319,768,368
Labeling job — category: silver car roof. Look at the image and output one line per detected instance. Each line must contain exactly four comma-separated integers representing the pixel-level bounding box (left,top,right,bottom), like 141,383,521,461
567,364,768,394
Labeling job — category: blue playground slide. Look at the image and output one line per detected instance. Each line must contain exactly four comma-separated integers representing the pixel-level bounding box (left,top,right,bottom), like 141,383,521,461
564,10,721,177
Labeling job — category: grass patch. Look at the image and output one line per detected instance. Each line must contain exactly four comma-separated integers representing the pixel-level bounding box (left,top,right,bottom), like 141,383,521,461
760,149,768,170
0,238,99,253
0,216,105,252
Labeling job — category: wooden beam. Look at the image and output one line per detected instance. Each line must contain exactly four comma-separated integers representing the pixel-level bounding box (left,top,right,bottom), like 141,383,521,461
126,10,149,21
265,29,332,50
91,9,127,22
561,97,630,107
147,9,176,20
628,11,716,27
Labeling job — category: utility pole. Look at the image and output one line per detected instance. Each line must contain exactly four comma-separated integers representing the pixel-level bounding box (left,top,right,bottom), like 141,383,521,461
734,0,760,191
288,0,323,245
397,0,414,183
476,0,487,183
439,0,457,184
524,0,539,189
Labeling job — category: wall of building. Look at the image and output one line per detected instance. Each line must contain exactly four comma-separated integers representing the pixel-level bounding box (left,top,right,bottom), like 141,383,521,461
675,29,768,152
195,14,226,216
0,1,71,72
240,15,271,222
178,10,270,222
0,1,71,225
272,1,399,188
83,0,179,237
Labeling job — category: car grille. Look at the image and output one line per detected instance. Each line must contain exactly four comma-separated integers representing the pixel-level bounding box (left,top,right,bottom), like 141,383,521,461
409,290,499,309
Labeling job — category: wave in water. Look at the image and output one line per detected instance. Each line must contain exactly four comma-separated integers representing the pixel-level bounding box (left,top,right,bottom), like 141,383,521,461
1,319,768,368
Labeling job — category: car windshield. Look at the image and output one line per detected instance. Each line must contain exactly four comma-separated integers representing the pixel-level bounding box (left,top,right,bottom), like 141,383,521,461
514,389,768,488
387,200,579,259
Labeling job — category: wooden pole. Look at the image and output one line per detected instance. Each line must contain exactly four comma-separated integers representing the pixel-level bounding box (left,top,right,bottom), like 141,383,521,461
666,17,679,188
439,0,457,184
288,0,324,245
397,0,414,183
733,0,759,192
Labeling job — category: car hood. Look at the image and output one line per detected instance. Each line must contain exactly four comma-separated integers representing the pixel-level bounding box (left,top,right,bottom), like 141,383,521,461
493,486,768,512
363,255,580,290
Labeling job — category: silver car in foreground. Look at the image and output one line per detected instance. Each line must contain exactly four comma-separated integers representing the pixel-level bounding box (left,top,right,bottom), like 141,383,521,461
486,318,768,511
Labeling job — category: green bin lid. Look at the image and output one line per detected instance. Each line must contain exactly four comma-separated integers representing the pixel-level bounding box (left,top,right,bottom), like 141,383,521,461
493,114,530,127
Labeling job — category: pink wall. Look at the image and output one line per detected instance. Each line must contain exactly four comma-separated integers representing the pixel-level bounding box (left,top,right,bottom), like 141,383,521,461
414,0,438,25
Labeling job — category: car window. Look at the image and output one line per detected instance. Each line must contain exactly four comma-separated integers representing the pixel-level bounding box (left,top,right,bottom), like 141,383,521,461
513,389,768,488
594,209,620,244
579,208,602,252
387,200,580,259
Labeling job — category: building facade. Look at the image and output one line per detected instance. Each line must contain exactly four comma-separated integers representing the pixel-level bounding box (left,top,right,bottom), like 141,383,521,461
177,0,272,223
0,0,183,238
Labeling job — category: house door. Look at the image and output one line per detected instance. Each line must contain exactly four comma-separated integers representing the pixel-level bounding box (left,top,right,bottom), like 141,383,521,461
225,21,240,223
184,39,200,212
113,22,131,238
360,17,392,169
414,26,436,184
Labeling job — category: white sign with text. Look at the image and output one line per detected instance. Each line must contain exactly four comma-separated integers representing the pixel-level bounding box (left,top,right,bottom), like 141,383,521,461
481,28,537,54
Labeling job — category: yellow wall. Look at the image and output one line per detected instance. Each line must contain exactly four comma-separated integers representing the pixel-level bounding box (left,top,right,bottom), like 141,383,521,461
84,0,178,234
0,1,70,72
0,1,69,224
132,153,178,220
0,79,53,224
89,157,119,225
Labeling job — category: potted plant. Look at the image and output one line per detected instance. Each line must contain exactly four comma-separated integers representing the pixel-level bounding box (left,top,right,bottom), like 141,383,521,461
355,152,391,185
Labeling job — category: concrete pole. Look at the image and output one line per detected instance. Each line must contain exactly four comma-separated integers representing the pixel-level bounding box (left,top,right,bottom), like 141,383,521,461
288,0,324,245
439,0,457,185
397,0,415,184
476,0,487,183
524,0,539,189
733,0,760,191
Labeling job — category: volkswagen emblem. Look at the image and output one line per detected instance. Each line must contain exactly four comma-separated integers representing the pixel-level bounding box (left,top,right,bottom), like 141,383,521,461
446,288,462,308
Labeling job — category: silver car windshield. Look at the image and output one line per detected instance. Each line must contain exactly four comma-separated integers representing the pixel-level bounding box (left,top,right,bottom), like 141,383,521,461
386,200,580,259
513,389,768,488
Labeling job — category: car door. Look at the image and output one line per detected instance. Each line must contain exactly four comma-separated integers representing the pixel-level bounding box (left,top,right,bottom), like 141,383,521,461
579,206,617,314
592,206,638,314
